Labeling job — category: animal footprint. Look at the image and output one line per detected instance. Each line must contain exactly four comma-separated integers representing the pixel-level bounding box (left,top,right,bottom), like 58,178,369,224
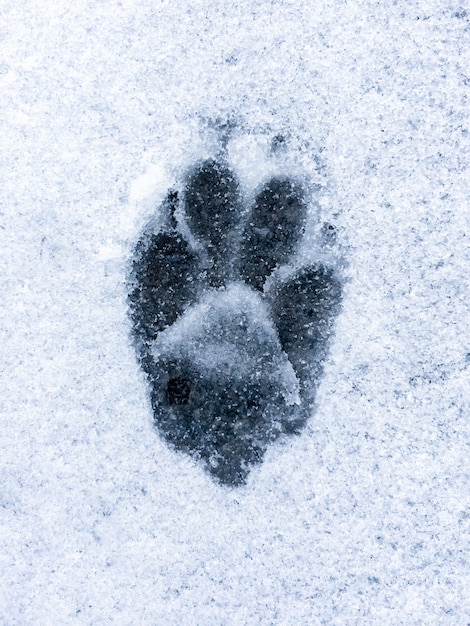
128,143,342,485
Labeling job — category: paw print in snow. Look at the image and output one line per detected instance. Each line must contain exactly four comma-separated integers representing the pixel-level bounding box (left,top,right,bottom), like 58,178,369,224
128,140,342,485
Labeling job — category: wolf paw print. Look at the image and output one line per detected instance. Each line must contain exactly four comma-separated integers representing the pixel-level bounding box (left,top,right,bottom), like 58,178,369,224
128,144,342,485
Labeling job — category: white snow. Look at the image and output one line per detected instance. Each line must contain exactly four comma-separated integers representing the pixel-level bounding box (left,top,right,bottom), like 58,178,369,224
1,0,469,624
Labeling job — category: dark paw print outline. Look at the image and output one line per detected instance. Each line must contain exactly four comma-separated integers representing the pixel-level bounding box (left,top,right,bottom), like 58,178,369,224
128,149,342,485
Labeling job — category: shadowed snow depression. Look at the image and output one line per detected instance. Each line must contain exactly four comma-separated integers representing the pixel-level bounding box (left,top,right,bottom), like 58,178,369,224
128,135,342,484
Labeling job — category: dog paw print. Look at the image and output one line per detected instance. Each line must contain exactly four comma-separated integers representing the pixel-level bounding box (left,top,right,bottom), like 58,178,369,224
128,142,342,485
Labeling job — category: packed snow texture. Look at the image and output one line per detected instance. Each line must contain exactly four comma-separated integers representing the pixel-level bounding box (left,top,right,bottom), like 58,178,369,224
1,0,469,624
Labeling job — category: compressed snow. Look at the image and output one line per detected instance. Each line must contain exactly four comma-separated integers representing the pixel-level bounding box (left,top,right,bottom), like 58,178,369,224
1,0,469,624
153,282,300,404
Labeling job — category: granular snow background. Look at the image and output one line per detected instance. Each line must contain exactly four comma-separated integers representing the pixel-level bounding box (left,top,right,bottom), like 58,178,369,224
1,0,469,624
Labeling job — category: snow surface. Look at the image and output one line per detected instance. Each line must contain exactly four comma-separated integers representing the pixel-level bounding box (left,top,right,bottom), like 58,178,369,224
1,0,469,624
